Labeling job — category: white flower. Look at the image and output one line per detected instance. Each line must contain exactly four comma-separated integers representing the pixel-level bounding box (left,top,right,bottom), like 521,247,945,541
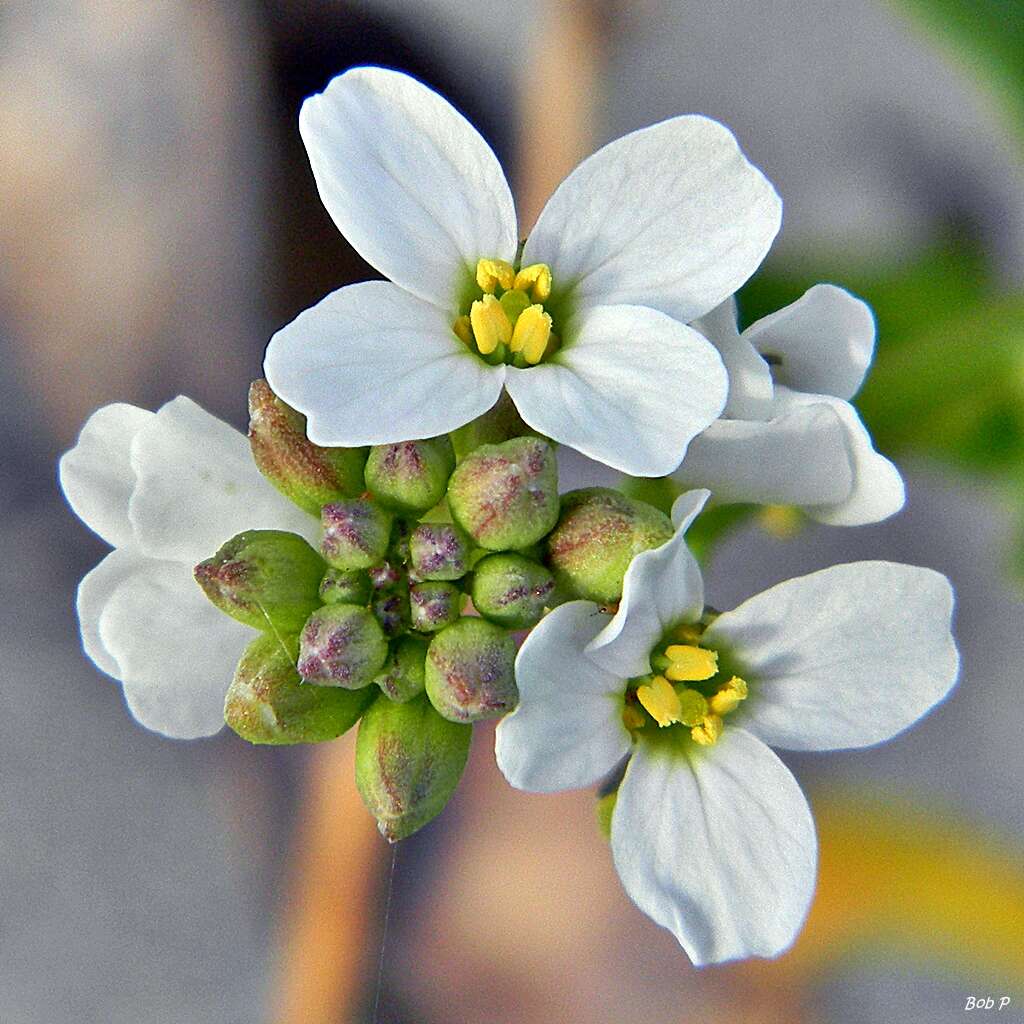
496,492,958,964
264,66,783,477
674,286,904,525
59,397,316,738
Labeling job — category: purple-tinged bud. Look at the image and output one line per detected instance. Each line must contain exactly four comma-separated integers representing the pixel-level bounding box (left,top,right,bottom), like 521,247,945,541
374,636,428,703
364,437,456,515
319,568,372,606
248,379,367,515
372,585,410,638
320,499,393,570
446,437,559,551
297,604,388,689
355,693,471,842
425,617,518,722
194,530,324,634
368,561,403,591
408,522,472,581
409,582,462,633
470,553,555,629
545,488,673,604
225,633,372,744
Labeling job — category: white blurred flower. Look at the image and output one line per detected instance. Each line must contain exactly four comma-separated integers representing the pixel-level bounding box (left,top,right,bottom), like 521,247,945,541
674,286,905,525
496,492,958,964
264,66,783,476
59,398,315,738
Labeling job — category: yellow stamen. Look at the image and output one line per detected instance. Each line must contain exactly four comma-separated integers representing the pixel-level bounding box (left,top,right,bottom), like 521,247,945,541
671,623,704,644
759,504,803,539
622,704,646,731
691,714,724,746
452,315,473,347
676,688,709,727
509,304,552,364
476,257,516,294
513,263,552,302
664,644,718,682
709,676,748,715
469,294,512,355
636,675,681,728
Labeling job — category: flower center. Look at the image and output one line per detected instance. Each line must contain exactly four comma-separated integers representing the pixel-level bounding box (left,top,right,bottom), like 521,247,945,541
621,622,748,747
453,258,558,367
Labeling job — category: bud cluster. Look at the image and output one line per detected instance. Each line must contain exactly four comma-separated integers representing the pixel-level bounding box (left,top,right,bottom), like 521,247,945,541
193,382,673,841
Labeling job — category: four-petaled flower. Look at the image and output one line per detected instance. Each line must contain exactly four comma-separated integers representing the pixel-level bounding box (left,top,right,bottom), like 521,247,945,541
496,491,958,964
264,66,783,477
59,398,316,738
675,287,904,524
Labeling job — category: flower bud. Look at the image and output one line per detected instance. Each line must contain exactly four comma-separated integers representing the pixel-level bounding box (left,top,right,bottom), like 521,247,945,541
374,635,428,703
408,522,472,581
319,567,372,606
409,582,462,632
320,499,393,570
364,437,456,515
194,530,324,634
355,693,472,842
470,553,555,629
545,488,674,604
297,604,388,689
372,585,410,638
225,633,372,744
425,617,518,722
248,379,367,515
446,437,558,551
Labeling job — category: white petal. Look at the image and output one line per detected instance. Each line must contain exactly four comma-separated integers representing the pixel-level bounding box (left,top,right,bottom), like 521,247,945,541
674,402,854,507
778,389,905,525
705,562,959,751
265,281,505,448
523,116,781,321
744,285,875,400
586,491,709,678
504,305,727,476
299,66,517,309
76,546,145,678
611,728,816,965
495,601,630,793
129,396,316,565
59,403,153,547
692,299,774,420
99,556,253,739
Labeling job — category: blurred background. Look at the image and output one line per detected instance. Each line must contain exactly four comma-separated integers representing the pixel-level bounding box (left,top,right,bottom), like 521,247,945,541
2,1,1024,1021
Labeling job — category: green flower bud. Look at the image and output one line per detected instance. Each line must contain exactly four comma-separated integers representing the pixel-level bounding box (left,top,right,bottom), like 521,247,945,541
364,437,456,515
225,633,372,744
470,553,555,629
374,635,428,703
545,488,673,604
297,604,388,688
409,581,462,632
372,584,410,638
408,522,472,581
194,530,324,634
320,499,393,570
248,379,366,515
446,437,558,551
319,567,372,606
355,693,472,842
425,617,518,722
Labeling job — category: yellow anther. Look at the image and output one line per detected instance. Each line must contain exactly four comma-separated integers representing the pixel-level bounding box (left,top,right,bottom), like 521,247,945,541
758,504,803,539
676,688,709,727
691,714,724,746
664,644,718,682
476,257,516,294
709,676,748,716
636,675,682,728
514,263,552,302
452,315,473,347
469,294,512,355
510,304,552,364
622,704,646,731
